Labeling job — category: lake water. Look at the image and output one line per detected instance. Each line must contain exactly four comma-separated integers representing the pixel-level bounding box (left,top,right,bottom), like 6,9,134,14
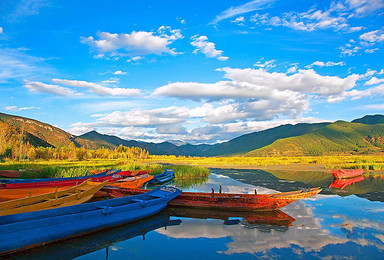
7,169,384,259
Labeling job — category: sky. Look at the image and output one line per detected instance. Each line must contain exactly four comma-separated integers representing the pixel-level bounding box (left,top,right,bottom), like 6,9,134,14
0,0,384,144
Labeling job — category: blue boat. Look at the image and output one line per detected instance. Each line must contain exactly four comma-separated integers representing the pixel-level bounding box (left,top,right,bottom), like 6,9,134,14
148,169,175,184
9,213,181,259
0,185,181,255
0,169,121,184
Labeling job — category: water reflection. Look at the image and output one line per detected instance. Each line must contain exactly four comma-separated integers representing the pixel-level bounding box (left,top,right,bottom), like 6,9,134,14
329,176,365,190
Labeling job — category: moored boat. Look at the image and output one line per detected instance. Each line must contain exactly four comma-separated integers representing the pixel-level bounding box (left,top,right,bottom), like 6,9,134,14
0,170,21,178
107,174,154,189
148,169,175,184
0,180,108,216
0,185,181,255
329,169,364,179
106,187,322,211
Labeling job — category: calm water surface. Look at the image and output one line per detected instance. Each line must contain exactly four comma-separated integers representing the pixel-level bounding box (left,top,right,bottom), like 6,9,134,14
8,169,384,259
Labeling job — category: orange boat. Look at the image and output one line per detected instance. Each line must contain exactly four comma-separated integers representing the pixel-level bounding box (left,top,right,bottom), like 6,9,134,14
329,169,363,179
108,174,154,189
0,186,75,202
106,187,322,211
329,175,364,190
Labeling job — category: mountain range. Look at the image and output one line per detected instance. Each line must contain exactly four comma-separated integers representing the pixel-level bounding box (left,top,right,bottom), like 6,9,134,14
1,112,384,157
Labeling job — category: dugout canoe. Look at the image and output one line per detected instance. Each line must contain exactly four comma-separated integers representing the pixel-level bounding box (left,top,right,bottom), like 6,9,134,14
0,185,181,255
329,175,364,190
148,169,174,184
329,169,364,179
107,174,154,189
107,187,322,211
0,180,108,216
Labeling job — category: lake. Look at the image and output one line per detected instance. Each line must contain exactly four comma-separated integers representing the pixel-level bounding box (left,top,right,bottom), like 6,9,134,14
7,168,384,259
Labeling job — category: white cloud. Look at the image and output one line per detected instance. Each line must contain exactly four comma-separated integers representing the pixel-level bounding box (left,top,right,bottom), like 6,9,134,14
345,0,384,17
23,81,74,96
176,17,186,24
190,35,229,61
211,0,275,24
253,59,275,69
0,27,3,34
231,16,245,25
365,77,384,85
359,29,384,43
113,70,127,75
309,61,346,67
52,78,140,96
81,26,183,59
8,0,50,22
0,48,52,83
340,28,384,56
127,56,143,63
5,106,36,112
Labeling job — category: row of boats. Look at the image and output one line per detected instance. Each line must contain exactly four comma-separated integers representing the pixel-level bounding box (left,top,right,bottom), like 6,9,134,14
0,168,321,255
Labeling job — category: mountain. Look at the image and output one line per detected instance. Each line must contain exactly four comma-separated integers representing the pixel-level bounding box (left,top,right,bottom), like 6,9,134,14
352,114,384,125
0,112,80,148
202,122,330,156
78,130,213,156
246,121,384,156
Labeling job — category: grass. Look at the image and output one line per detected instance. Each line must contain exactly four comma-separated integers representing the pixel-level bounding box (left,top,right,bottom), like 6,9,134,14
0,159,210,179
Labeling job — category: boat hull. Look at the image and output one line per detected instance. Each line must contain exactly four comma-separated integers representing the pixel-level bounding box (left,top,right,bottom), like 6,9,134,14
148,169,175,184
107,187,321,211
329,169,364,179
0,186,181,255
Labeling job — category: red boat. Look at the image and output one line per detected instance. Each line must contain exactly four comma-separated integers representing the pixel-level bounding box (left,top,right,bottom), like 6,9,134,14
329,175,364,190
329,169,364,179
106,187,322,211
0,170,20,178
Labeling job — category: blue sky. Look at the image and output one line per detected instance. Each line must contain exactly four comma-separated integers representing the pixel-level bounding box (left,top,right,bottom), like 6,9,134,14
1,0,384,144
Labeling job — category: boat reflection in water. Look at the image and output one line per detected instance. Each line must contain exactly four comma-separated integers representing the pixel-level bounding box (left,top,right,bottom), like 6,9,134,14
329,176,365,190
6,213,181,260
164,207,295,228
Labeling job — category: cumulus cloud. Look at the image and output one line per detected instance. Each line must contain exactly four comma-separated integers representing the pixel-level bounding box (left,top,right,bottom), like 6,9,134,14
176,17,186,24
253,59,275,69
52,78,140,96
190,35,229,61
365,77,384,85
211,0,275,24
23,81,74,96
81,26,183,59
341,28,384,56
113,70,127,75
0,27,3,34
344,0,384,17
5,106,36,112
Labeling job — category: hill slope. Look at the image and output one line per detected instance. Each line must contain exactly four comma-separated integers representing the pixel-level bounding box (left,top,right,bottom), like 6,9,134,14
352,114,384,125
203,122,330,156
247,121,384,156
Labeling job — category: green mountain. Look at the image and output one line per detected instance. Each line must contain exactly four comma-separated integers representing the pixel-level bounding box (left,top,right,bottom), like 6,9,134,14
352,114,384,125
246,121,384,156
203,122,330,156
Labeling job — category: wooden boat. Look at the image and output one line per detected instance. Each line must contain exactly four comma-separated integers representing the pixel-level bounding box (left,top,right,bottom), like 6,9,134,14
0,185,181,255
0,170,20,178
10,213,181,259
164,207,295,226
106,187,322,211
0,180,108,216
329,169,363,179
148,169,175,184
329,175,364,190
107,174,154,189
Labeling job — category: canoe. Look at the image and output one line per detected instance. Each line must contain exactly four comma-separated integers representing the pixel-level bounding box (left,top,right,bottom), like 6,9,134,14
0,185,181,255
0,180,108,216
10,213,181,259
329,175,365,190
329,169,363,179
0,170,20,178
148,169,174,184
106,187,322,211
164,207,295,226
107,174,154,189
